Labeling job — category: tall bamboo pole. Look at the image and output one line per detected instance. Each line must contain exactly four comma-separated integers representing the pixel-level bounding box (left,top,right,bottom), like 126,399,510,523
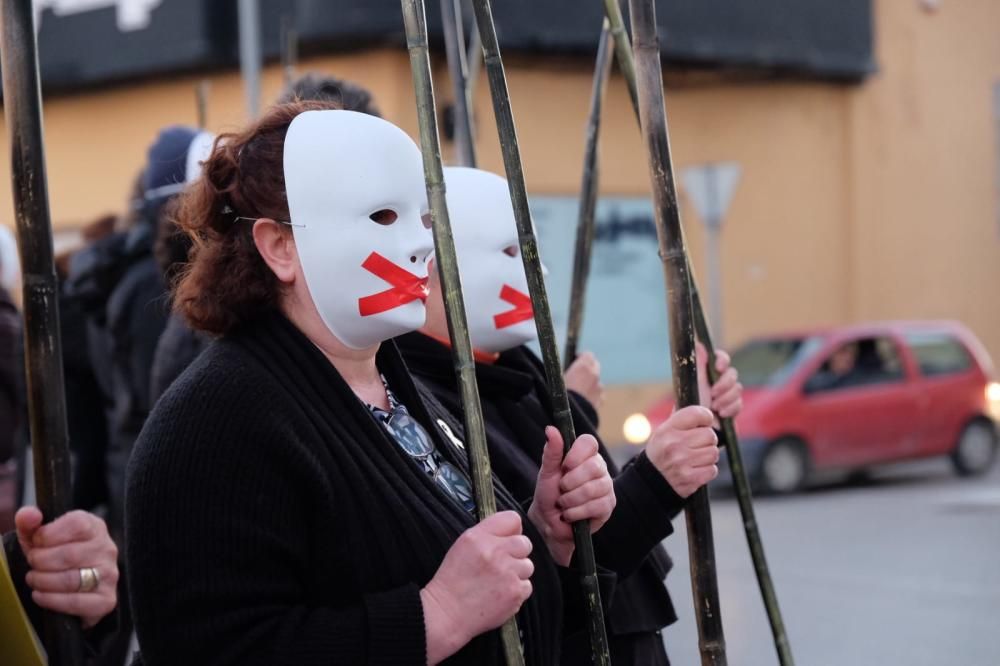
627,0,727,663
280,14,298,92
469,2,611,663
440,0,477,167
600,2,794,664
564,20,613,368
400,2,524,664
0,1,82,663
195,80,210,130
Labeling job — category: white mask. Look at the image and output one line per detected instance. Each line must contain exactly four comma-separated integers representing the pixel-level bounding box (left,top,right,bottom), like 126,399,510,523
443,167,540,354
285,110,433,349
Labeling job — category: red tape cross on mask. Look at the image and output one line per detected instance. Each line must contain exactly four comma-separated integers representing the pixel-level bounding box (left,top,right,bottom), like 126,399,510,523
358,252,429,317
494,284,534,329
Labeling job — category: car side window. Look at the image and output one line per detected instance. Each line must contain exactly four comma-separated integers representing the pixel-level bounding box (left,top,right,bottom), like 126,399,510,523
904,332,973,377
804,336,905,394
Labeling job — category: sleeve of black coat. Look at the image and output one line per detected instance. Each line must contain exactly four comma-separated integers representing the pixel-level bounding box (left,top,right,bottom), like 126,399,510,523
125,374,426,666
590,452,687,577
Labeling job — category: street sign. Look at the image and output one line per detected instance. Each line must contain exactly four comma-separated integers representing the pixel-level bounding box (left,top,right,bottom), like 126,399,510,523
682,162,742,231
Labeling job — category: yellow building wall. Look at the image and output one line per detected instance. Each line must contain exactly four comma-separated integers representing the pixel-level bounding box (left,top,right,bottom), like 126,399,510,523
0,0,996,444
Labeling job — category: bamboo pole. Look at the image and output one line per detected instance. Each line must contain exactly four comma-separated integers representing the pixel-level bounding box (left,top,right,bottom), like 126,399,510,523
400,2,525,664
440,0,477,167
468,2,612,663
195,80,210,129
0,1,83,663
626,1,727,664
564,20,613,368
600,2,795,664
280,14,298,92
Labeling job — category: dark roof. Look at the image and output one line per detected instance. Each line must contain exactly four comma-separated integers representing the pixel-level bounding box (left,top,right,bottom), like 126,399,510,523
31,0,874,92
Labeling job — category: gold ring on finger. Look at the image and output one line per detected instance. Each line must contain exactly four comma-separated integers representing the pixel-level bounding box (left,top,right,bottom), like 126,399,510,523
78,567,100,593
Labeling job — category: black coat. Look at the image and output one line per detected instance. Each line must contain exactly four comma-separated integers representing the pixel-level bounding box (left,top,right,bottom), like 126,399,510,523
397,332,685,665
126,312,567,665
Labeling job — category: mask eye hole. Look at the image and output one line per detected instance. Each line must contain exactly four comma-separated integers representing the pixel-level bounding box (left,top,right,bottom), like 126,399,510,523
369,209,398,226
502,245,519,258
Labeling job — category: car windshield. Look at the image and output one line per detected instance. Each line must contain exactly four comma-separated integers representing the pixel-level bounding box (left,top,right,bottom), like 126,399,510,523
731,336,824,387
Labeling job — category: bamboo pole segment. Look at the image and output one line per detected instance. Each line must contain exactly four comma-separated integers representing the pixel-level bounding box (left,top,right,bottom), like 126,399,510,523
600,0,638,114
195,80,210,129
440,0,477,167
468,2,612,663
399,2,525,663
280,14,298,92
600,2,795,664
564,20,613,369
626,1,727,664
0,1,83,663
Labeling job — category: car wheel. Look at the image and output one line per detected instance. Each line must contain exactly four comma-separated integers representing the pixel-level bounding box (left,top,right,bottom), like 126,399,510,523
758,438,810,494
951,419,999,477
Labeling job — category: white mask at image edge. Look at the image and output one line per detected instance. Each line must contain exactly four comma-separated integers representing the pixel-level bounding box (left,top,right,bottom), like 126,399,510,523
443,166,541,354
285,110,433,349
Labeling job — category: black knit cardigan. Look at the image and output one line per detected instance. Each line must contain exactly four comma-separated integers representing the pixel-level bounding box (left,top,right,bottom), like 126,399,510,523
125,312,563,665
396,332,685,663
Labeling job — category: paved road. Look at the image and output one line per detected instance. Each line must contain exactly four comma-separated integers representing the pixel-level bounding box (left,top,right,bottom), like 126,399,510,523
659,458,1000,666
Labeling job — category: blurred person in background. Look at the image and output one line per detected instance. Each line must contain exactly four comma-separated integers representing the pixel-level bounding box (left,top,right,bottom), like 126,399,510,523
397,167,744,665
0,226,23,537
148,130,215,403
58,215,116,514
278,71,382,116
0,226,23,469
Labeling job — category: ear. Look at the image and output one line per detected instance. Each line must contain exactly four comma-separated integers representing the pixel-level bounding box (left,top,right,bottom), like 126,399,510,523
252,219,297,284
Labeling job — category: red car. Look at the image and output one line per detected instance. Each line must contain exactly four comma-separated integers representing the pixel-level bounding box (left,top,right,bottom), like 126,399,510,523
633,321,1000,493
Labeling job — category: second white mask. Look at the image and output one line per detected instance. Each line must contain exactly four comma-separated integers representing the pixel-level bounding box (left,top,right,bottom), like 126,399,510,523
444,167,540,354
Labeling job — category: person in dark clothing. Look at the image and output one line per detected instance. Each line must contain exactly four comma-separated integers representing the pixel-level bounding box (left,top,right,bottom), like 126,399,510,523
3,506,119,661
149,201,209,403
396,167,744,665
126,102,616,665
57,215,117,512
0,283,23,466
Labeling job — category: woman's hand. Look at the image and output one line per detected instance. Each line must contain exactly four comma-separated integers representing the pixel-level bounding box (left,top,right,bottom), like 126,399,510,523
697,344,743,420
15,507,119,629
421,511,534,664
645,406,720,498
527,427,616,566
564,351,604,409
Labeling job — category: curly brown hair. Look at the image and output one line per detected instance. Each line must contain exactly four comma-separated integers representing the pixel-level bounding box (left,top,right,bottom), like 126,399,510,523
173,100,339,335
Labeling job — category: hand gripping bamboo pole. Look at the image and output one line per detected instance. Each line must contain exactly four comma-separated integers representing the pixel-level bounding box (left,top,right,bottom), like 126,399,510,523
468,1,612,663
400,2,525,663
626,0,727,663
601,2,794,663
0,1,83,663
564,20,614,369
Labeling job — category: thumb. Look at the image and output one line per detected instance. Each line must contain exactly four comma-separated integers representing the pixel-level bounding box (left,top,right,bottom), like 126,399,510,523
538,426,565,481
15,506,44,553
